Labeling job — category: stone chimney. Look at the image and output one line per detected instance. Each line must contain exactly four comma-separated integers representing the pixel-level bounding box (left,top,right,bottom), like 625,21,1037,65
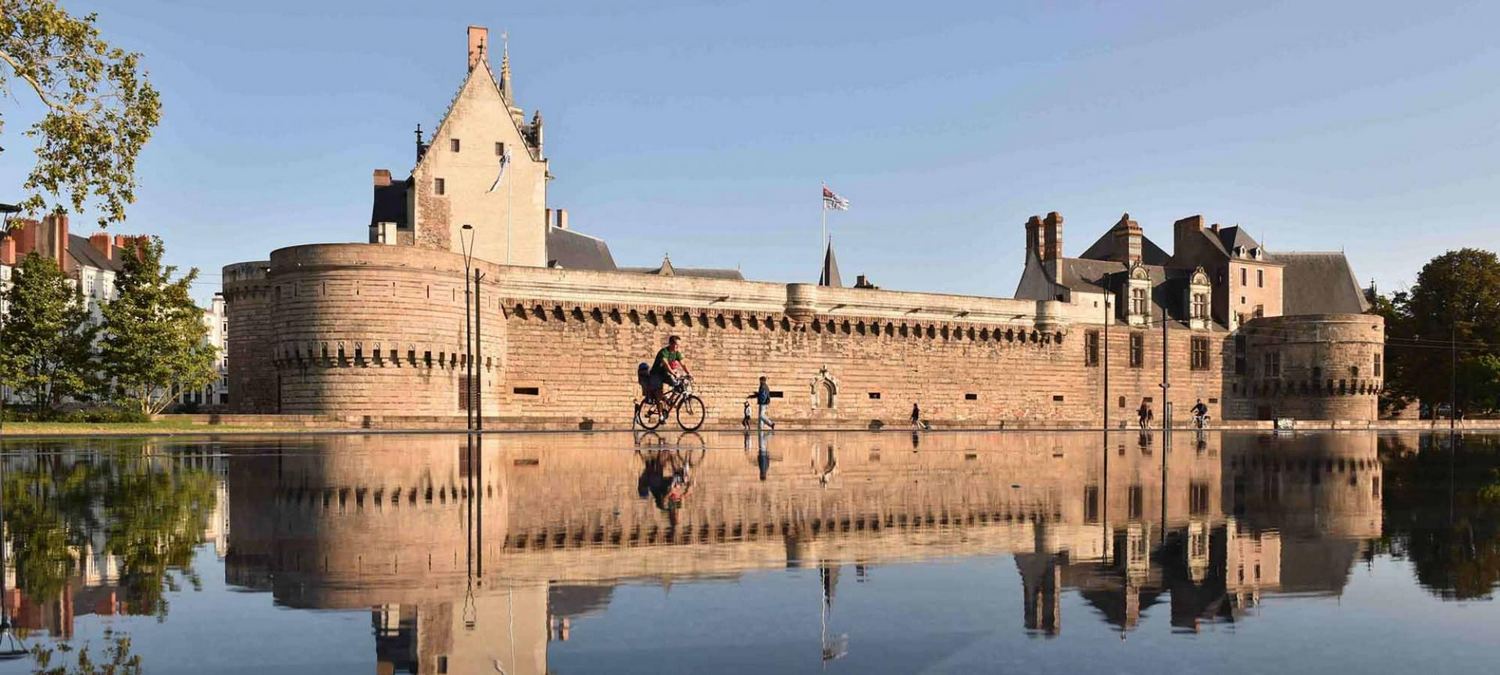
1173,215,1204,260
467,26,489,72
373,169,392,187
89,232,114,261
1042,212,1064,261
1112,213,1143,263
36,213,69,270
556,208,569,230
1024,215,1043,260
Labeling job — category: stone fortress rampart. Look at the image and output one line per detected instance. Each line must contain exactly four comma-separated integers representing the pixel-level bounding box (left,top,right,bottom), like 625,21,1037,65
225,241,1380,426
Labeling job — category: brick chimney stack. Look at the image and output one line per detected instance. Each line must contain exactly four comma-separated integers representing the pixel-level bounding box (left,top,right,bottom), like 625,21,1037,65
556,208,568,230
1041,212,1064,261
0,233,14,265
36,214,69,270
1024,215,1043,260
89,232,114,261
467,26,489,72
1112,213,1143,263
1173,215,1205,260
373,169,392,187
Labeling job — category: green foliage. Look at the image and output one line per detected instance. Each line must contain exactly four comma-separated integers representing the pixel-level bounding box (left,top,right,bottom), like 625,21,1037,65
31,636,142,674
97,237,216,415
2,404,149,423
0,252,99,410
2,449,218,624
0,0,162,227
1377,248,1500,416
1381,434,1500,599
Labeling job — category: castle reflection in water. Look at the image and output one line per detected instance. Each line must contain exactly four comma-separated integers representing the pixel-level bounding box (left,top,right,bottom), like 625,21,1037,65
199,430,1382,674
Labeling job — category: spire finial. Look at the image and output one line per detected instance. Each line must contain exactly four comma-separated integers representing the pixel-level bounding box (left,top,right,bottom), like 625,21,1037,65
499,30,514,104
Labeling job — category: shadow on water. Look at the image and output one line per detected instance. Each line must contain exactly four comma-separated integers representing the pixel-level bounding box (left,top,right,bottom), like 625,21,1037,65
0,430,1496,672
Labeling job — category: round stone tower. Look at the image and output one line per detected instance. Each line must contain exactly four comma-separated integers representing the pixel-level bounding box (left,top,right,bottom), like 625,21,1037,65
1241,313,1384,421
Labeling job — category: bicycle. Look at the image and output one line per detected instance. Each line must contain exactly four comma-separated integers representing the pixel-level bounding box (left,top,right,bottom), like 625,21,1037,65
635,374,707,431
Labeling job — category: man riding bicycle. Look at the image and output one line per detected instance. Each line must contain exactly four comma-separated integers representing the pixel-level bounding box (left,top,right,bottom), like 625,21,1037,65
1191,398,1209,428
649,336,691,414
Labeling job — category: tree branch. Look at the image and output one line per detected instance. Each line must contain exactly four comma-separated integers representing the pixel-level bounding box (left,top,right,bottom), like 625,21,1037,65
0,46,65,111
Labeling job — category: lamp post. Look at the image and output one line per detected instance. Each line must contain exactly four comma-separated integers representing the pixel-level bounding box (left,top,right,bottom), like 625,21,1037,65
460,224,475,431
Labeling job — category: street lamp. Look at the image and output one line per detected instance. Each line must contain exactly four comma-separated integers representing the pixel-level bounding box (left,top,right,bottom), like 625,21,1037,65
460,224,475,431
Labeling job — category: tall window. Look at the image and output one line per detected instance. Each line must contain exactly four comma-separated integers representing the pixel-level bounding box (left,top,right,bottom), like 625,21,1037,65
1234,335,1247,375
1191,336,1210,370
434,177,446,195
1129,333,1144,368
1191,292,1209,320
1257,269,1264,288
1085,330,1100,367
1264,351,1282,378
1240,268,1247,286
1374,353,1383,377
1130,287,1148,316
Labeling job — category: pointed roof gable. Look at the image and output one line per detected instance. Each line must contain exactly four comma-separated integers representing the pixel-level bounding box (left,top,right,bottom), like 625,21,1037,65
1216,226,1261,255
413,42,540,177
819,241,842,287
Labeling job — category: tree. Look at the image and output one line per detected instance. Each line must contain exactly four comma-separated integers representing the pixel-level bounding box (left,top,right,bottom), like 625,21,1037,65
1387,249,1500,416
0,252,98,409
97,237,215,414
0,0,161,227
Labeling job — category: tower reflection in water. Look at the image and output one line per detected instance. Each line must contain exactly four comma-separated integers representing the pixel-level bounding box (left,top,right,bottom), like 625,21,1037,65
213,430,1386,672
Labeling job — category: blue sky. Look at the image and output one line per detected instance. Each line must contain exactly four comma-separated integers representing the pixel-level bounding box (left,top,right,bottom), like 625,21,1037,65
3,0,1498,303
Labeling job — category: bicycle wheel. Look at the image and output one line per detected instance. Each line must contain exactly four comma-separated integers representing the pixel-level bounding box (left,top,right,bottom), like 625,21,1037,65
676,395,706,431
636,401,664,430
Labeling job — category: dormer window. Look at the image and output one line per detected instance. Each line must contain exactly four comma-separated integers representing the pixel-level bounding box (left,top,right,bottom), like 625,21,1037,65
1186,267,1212,329
1130,287,1148,315
1192,293,1208,319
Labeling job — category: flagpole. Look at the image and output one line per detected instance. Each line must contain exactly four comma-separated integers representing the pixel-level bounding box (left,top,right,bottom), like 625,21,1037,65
506,159,513,265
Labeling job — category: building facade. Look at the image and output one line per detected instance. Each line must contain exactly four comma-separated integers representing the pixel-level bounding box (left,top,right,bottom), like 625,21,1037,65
221,26,1384,426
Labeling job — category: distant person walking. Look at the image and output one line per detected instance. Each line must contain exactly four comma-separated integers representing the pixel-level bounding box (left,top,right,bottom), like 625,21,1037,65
1137,398,1153,429
910,403,922,429
742,399,753,430
747,376,775,430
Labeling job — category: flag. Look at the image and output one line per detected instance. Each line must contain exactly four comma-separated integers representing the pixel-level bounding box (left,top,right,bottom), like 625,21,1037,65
822,185,849,211
488,148,512,193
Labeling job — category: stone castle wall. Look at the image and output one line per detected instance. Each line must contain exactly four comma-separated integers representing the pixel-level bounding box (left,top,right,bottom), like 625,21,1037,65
224,243,1380,424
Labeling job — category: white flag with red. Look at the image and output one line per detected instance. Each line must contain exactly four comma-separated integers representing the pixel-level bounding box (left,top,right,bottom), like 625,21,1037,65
822,186,850,211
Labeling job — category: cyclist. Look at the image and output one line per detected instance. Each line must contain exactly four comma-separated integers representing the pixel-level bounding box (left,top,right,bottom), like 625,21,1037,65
650,336,690,414
1191,399,1209,428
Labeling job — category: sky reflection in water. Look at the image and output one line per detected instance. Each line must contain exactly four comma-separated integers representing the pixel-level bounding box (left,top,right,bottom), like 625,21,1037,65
0,430,1497,674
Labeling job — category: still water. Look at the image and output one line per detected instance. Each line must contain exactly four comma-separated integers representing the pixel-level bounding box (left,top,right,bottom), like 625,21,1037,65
0,430,1495,673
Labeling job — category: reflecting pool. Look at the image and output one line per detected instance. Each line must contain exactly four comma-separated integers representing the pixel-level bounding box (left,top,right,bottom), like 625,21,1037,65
0,430,1497,673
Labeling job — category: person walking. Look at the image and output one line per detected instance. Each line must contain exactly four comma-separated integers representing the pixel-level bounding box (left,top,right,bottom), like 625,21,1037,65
1137,398,1152,429
742,399,753,430
910,403,922,429
747,376,776,430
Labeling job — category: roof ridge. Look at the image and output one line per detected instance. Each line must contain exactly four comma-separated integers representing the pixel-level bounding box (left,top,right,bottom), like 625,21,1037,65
412,59,541,176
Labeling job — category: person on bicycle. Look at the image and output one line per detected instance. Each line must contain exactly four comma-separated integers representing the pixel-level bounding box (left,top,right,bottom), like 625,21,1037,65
1191,399,1209,427
650,336,690,412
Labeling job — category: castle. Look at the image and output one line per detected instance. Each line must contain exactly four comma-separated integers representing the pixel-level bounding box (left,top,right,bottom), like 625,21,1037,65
222,26,1384,427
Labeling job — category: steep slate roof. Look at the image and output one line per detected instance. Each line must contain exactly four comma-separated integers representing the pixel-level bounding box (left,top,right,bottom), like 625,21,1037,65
620,255,744,280
1274,251,1370,314
819,242,842,287
546,226,617,271
1215,225,1261,253
369,180,410,229
66,234,124,273
1078,230,1173,266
